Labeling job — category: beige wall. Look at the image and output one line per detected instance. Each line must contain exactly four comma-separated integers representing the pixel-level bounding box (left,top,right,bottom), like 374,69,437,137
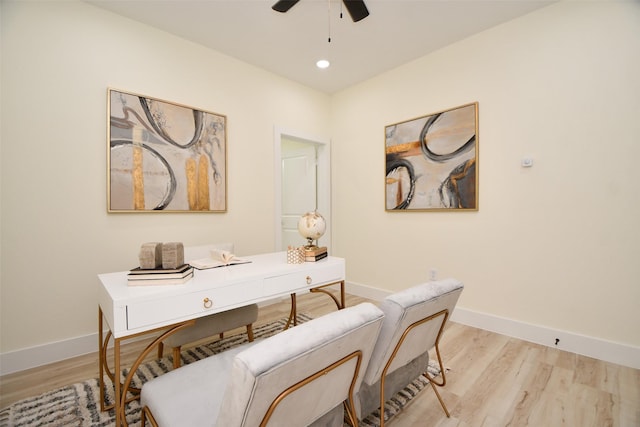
331,1,640,347
1,0,639,368
0,1,330,353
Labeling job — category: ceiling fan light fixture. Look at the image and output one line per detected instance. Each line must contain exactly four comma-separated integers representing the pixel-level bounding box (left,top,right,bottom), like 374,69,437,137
316,59,330,69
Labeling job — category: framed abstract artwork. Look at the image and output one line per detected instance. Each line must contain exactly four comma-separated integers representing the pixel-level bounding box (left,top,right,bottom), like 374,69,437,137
385,102,478,211
107,89,226,212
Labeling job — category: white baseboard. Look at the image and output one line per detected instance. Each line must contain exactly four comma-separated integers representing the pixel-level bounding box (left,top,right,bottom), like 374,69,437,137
347,281,640,370
0,333,99,376
346,281,392,302
0,297,288,376
451,307,640,370
3,283,638,375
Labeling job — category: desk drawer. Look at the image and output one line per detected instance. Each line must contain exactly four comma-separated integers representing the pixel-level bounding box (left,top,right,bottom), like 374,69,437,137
264,263,343,295
127,280,262,330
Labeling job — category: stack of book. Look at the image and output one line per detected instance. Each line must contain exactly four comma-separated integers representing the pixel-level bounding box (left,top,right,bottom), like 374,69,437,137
127,264,194,286
303,246,328,262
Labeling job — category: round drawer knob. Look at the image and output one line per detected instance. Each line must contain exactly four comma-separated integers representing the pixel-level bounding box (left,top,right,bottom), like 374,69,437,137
306,276,312,285
203,298,213,309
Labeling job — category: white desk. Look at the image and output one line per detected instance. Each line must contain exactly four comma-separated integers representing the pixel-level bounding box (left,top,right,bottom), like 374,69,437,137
97,251,345,426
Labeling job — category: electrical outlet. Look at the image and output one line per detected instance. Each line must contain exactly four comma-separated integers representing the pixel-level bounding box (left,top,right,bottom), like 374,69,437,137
429,269,437,281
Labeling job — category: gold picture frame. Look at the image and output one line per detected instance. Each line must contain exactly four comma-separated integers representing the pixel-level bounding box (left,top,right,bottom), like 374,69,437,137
107,89,227,212
385,102,478,211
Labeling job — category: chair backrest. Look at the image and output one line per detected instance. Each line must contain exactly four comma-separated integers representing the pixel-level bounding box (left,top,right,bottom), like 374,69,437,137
183,242,234,261
215,302,385,427
362,279,463,386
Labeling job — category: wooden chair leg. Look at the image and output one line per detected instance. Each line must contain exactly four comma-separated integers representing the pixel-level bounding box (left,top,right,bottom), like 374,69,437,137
172,346,182,369
157,341,164,359
247,324,255,342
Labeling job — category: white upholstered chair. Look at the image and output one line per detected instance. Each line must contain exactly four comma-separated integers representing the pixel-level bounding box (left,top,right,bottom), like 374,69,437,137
356,279,464,426
157,243,259,368
140,302,385,427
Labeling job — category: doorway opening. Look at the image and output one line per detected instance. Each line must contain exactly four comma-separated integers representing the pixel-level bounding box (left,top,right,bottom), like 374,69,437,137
274,128,331,252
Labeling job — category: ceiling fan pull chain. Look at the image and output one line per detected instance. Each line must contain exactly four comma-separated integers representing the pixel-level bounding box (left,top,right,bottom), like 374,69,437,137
327,0,332,43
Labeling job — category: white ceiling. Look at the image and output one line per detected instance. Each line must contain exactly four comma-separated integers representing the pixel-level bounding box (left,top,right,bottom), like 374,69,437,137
87,0,554,93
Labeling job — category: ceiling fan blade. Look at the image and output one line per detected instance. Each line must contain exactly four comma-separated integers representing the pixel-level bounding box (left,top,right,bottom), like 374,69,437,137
342,0,369,22
272,0,300,13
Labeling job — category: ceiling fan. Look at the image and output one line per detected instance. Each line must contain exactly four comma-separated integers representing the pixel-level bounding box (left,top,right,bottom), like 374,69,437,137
272,0,370,22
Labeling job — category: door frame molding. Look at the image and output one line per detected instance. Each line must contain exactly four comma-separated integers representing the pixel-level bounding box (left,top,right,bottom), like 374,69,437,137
274,126,331,252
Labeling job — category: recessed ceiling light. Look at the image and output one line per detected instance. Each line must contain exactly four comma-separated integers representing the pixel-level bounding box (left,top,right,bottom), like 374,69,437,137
316,59,330,69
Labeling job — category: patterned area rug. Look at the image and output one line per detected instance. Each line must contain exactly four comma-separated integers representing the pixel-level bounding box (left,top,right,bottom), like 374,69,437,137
0,314,437,427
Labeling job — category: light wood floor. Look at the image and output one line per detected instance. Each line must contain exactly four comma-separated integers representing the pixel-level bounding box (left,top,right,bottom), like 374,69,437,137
1,293,639,426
